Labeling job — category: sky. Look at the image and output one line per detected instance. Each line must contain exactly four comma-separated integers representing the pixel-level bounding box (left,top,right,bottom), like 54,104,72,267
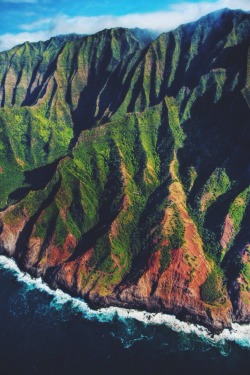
0,0,249,51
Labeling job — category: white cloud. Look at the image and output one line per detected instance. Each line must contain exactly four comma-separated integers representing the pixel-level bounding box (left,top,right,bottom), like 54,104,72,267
20,17,52,31
0,31,48,51
0,0,249,51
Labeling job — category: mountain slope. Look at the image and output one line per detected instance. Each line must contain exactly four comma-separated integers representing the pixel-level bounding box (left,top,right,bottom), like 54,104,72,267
0,28,155,207
0,9,250,331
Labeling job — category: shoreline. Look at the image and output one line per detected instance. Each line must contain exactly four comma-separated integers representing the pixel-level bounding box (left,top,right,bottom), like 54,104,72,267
0,255,250,349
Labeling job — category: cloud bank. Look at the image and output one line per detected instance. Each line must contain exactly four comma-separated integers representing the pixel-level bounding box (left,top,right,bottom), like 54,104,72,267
0,0,249,51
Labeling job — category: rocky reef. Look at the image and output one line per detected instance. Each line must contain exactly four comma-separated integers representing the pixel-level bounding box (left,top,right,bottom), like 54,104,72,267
0,9,250,332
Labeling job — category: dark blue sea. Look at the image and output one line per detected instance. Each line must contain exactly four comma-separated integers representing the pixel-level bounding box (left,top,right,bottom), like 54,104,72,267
0,255,249,375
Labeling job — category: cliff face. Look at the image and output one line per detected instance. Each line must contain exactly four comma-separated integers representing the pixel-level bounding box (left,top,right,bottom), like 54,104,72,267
0,9,250,331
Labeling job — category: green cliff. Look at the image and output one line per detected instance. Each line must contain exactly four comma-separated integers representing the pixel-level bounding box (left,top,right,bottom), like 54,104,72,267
0,9,249,331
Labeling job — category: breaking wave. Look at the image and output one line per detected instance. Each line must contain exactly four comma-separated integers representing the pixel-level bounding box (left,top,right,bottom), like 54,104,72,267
0,255,249,350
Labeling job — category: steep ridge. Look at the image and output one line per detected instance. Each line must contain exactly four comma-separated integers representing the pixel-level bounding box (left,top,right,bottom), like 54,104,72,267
0,28,154,207
0,9,250,331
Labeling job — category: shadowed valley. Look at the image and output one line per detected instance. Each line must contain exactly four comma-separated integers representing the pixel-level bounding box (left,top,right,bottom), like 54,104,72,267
0,9,250,331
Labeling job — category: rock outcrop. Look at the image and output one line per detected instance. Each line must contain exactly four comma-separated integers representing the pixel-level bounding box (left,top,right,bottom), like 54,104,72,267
0,9,250,331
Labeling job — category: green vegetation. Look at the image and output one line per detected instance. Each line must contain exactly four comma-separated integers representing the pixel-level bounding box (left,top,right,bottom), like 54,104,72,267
160,246,171,273
0,10,249,315
165,204,185,251
200,268,224,304
228,187,250,238
242,247,250,291
199,168,231,213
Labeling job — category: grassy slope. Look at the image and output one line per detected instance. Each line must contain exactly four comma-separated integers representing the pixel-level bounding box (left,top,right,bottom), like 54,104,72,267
0,9,250,323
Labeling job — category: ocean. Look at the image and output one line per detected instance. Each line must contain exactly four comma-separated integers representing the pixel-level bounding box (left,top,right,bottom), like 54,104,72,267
0,255,249,375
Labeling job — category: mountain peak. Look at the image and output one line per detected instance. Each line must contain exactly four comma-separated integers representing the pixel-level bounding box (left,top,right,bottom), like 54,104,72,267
0,8,250,331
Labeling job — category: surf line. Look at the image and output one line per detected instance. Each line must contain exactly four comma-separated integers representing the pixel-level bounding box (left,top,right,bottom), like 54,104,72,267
0,255,250,349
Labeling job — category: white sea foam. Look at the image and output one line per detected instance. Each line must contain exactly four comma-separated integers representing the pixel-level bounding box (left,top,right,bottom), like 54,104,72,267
0,255,249,350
